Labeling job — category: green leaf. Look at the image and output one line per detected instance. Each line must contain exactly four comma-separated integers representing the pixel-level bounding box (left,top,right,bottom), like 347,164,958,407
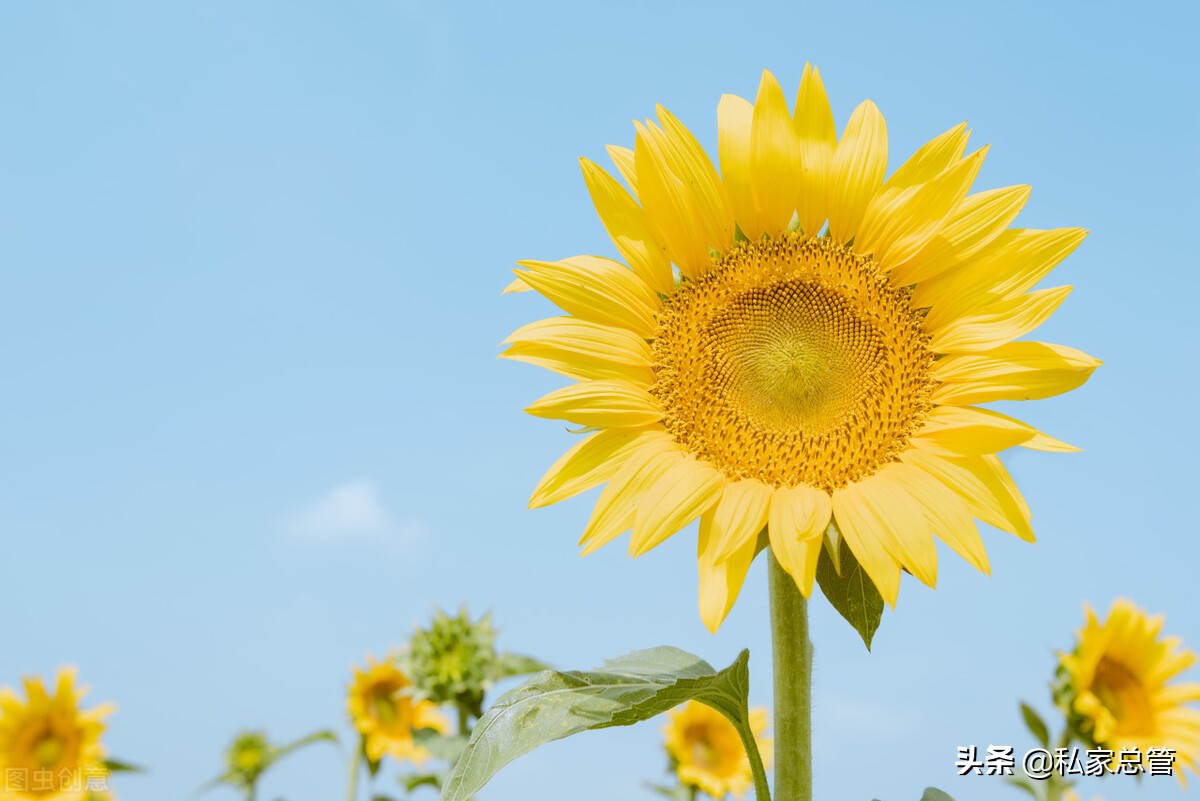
642,781,693,801
493,652,552,680
413,730,470,763
1020,702,1050,748
274,729,339,761
814,525,884,649
102,758,145,773
439,647,762,801
1005,775,1042,799
399,771,445,792
920,789,955,801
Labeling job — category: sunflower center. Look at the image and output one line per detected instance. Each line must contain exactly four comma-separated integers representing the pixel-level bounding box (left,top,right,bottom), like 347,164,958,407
369,689,402,726
1093,656,1155,737
32,733,64,767
652,235,933,491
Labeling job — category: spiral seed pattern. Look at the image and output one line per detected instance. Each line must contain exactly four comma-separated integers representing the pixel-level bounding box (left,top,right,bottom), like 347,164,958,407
652,235,935,491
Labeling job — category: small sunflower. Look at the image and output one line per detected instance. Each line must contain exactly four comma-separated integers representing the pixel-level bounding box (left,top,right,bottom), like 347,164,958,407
504,66,1098,630
0,667,113,801
1059,600,1200,783
347,655,449,764
663,700,771,800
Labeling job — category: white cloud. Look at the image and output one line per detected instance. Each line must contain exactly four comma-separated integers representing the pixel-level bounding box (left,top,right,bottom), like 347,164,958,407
283,480,424,545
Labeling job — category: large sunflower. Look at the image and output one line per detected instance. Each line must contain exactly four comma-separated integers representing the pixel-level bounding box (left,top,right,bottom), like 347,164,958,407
503,66,1098,631
0,667,113,801
663,700,772,800
1059,600,1200,783
347,655,449,764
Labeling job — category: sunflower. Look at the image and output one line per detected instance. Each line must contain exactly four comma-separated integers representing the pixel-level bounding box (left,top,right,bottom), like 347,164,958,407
1059,600,1200,783
347,655,449,764
0,667,113,801
663,700,771,800
503,66,1098,631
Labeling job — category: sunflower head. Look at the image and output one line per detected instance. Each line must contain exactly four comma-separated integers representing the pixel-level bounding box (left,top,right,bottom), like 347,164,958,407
505,66,1098,631
0,667,114,801
347,655,449,765
662,700,771,800
1058,599,1200,783
223,730,271,786
408,607,498,718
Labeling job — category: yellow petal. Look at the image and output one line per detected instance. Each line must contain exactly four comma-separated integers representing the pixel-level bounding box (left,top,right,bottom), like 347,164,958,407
768,485,832,597
931,341,1101,405
502,316,656,384
635,111,733,278
835,465,936,592
792,63,837,238
901,449,1033,541
514,256,660,338
857,147,987,268
928,286,1072,353
526,379,663,428
530,428,671,509
580,441,680,554
717,93,756,239
916,228,1087,327
630,457,724,557
886,461,989,574
580,158,675,294
606,144,638,195
827,99,887,244
889,185,1031,285
882,122,970,190
503,276,532,293
830,482,903,606
748,70,802,238
708,478,773,562
910,405,1037,456
698,511,760,633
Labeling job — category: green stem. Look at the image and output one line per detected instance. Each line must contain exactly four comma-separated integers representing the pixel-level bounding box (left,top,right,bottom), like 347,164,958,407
245,783,257,801
736,709,773,801
345,743,361,801
768,550,813,801
458,703,471,736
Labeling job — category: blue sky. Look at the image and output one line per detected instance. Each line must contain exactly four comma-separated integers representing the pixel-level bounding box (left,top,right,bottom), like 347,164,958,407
1,1,1197,800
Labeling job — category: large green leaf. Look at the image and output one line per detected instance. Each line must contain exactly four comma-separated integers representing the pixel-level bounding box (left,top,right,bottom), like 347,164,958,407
815,525,884,650
439,647,762,801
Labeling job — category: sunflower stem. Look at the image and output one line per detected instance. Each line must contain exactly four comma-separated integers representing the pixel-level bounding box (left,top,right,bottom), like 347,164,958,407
345,743,361,801
768,550,812,801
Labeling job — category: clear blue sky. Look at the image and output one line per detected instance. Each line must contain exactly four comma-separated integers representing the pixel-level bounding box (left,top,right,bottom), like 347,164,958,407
1,2,1196,800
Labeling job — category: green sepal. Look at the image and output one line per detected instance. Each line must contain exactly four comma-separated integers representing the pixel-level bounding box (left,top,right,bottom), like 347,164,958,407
1020,701,1051,748
814,526,884,650
102,758,144,773
439,647,764,801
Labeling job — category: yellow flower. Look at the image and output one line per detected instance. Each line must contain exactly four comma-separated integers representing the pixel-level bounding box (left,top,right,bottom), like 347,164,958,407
1060,600,1200,784
347,655,450,764
0,667,114,801
504,66,1098,631
663,701,771,799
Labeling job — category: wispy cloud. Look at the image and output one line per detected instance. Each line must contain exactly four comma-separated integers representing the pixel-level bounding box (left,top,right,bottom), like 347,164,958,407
282,480,424,545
